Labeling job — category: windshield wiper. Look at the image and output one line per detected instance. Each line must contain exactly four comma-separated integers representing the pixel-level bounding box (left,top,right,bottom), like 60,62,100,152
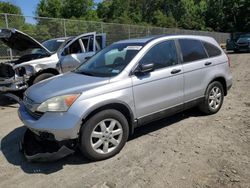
76,71,95,76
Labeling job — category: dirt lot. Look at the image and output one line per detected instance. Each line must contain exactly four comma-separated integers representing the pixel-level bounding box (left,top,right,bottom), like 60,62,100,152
0,53,249,188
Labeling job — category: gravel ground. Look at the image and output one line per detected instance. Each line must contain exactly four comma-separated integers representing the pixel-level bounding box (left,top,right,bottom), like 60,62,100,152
0,53,249,188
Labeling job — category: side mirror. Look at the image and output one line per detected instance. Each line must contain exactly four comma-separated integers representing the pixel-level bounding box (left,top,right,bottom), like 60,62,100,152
134,63,154,74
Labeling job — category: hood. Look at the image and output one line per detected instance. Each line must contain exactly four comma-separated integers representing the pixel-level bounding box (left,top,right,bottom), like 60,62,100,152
237,37,250,44
14,53,58,69
26,72,110,103
0,28,51,55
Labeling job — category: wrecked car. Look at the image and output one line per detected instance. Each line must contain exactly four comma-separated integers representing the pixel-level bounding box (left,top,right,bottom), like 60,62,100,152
0,29,106,94
18,35,232,162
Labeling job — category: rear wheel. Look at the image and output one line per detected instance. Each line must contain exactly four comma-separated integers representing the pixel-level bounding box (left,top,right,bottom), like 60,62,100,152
80,109,129,161
33,73,55,84
199,81,224,115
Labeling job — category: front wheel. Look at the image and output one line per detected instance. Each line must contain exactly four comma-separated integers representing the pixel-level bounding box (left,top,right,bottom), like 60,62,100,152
79,109,129,161
199,81,224,115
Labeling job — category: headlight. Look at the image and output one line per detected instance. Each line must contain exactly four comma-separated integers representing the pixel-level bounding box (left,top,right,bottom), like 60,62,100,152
24,65,35,76
37,94,80,112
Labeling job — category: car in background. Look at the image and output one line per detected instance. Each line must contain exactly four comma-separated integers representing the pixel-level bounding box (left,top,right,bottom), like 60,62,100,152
18,35,232,162
235,35,250,52
226,33,250,52
0,28,106,94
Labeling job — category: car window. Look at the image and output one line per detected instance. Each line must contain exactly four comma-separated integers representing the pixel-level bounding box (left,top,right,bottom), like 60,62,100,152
42,39,65,53
96,36,103,50
74,43,142,77
105,49,126,65
81,36,94,52
139,40,178,70
68,40,82,54
203,41,221,57
179,39,208,63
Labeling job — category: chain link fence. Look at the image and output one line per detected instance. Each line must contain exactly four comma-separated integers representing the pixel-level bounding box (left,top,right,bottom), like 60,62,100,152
0,13,230,61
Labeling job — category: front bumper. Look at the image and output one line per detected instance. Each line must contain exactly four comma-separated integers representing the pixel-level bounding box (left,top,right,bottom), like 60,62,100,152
235,44,250,52
20,129,76,162
0,76,28,92
18,102,82,141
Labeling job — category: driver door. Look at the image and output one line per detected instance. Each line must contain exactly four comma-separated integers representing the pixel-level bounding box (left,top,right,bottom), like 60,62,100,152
132,40,184,123
60,32,96,73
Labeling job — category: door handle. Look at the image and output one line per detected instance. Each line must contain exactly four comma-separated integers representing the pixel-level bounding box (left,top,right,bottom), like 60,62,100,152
171,69,181,74
205,62,212,66
84,56,91,60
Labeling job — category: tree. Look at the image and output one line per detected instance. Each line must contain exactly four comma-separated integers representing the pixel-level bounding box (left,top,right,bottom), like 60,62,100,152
222,0,250,32
152,10,177,28
34,0,250,33
0,2,22,14
36,0,62,18
0,2,25,29
61,0,95,19
177,0,207,30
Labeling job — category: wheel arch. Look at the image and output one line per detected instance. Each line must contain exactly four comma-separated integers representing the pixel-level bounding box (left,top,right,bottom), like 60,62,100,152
82,102,136,136
207,76,227,96
29,68,60,85
36,68,60,77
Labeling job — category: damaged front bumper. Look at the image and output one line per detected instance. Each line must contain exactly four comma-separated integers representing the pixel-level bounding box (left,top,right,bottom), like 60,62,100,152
20,129,76,162
0,75,28,92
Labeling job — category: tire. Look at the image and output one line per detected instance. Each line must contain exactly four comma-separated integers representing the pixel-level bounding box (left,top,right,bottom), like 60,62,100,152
79,109,129,161
199,81,224,115
33,73,55,84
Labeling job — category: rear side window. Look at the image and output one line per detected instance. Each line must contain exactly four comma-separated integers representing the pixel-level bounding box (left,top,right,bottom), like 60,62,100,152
179,39,208,63
203,41,221,57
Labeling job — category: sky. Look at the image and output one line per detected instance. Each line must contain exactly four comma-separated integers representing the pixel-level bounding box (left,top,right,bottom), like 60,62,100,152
2,0,103,23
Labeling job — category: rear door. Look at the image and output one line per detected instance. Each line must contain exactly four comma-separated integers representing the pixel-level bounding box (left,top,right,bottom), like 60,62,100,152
178,38,210,103
60,32,96,72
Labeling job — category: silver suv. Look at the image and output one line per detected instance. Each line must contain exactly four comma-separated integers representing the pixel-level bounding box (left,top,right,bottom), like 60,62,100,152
18,35,232,161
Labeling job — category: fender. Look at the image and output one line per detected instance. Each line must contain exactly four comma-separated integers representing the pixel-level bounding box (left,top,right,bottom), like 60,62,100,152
82,99,137,135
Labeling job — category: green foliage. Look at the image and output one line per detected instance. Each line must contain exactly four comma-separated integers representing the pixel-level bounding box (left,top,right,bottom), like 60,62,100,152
36,0,98,20
178,0,207,30
152,10,177,28
0,2,25,29
1,0,249,39
96,0,249,32
61,0,94,19
36,0,62,18
0,2,22,14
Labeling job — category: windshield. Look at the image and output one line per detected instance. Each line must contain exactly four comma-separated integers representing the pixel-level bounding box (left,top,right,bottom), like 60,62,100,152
42,39,66,53
74,43,143,77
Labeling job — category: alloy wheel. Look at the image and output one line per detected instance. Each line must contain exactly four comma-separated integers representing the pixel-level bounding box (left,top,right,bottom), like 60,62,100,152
208,86,222,110
90,119,123,154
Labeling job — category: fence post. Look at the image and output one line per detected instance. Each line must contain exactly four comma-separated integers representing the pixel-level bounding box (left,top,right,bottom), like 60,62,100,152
63,19,67,37
4,13,9,28
101,22,104,34
5,14,13,60
128,25,131,39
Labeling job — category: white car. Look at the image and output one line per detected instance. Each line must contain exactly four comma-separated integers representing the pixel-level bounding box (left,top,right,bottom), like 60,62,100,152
0,29,106,93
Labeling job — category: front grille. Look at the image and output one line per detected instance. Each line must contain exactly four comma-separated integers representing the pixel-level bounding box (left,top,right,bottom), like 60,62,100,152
0,63,15,78
237,42,248,46
25,106,44,119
